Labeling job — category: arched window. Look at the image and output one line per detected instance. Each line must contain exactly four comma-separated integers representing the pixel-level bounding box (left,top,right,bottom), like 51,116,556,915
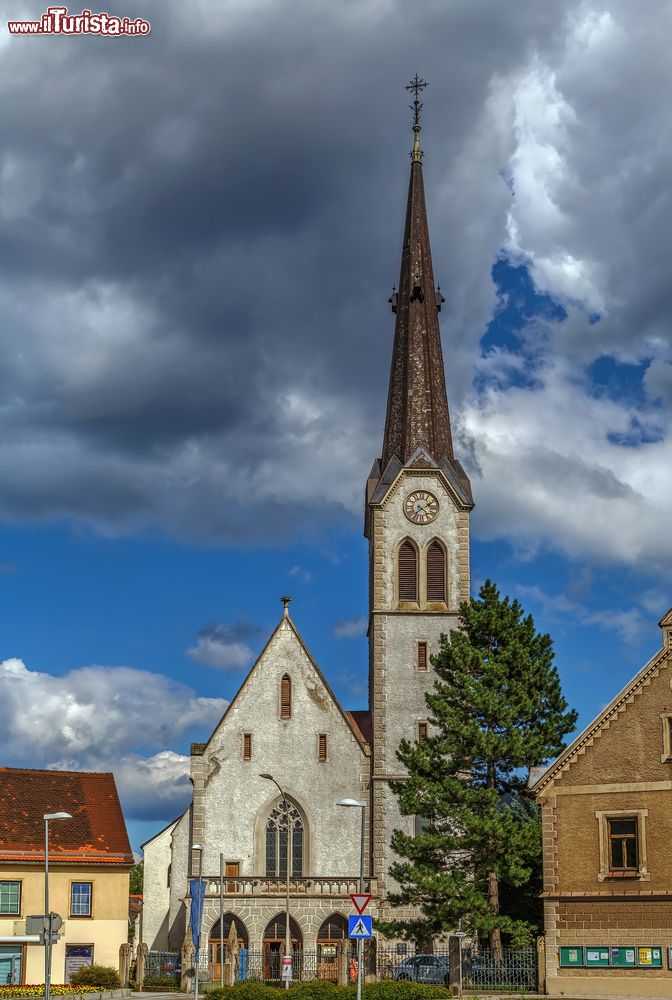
398,540,418,602
280,674,292,719
426,540,446,603
265,800,304,877
318,914,348,941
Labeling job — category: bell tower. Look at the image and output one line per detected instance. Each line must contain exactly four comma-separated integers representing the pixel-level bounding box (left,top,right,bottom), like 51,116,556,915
365,78,474,910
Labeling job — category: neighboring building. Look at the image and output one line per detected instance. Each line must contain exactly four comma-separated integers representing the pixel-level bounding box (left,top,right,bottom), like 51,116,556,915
141,818,179,952
531,609,672,998
0,768,134,986
142,98,474,965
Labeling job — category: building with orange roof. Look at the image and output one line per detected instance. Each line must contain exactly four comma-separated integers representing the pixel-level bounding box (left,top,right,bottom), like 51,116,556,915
0,767,134,986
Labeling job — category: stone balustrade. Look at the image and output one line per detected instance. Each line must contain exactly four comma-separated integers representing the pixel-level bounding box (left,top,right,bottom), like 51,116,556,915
201,876,377,897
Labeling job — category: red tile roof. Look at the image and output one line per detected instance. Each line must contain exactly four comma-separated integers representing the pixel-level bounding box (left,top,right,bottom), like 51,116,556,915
0,767,133,866
346,710,372,746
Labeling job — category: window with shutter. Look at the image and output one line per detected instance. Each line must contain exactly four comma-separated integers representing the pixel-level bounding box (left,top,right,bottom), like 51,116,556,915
417,722,428,743
398,540,418,601
417,641,427,671
280,675,292,719
243,733,252,760
318,734,327,762
426,541,446,602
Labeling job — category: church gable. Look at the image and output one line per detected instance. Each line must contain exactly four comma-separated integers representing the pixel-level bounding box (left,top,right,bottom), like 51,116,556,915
196,611,368,777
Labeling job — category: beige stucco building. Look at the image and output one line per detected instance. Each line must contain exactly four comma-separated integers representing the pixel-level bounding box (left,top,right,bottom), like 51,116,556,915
141,110,473,972
532,609,672,998
0,768,133,986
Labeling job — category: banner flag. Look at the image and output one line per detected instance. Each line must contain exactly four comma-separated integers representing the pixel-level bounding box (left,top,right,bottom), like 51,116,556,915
189,878,206,949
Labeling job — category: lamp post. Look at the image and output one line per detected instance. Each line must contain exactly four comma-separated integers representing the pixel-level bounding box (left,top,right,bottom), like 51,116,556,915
337,799,366,1000
260,773,291,990
44,812,72,1000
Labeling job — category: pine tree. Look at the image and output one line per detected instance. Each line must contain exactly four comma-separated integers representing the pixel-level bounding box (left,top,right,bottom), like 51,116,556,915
380,580,577,956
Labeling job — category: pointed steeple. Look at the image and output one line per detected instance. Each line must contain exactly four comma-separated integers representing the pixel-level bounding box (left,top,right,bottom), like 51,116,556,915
381,79,454,470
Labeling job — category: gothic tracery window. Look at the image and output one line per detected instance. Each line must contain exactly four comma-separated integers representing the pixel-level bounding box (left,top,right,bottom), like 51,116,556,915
265,800,304,877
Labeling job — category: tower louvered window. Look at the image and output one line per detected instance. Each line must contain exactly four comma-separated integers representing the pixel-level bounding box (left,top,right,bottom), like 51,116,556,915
426,541,446,602
398,541,418,601
318,734,327,762
417,641,427,671
243,733,252,760
417,722,428,743
280,674,292,719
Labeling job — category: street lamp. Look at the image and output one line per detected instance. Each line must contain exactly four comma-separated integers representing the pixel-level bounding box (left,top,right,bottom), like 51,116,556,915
260,773,291,990
44,812,72,1000
337,799,366,1000
192,845,204,1000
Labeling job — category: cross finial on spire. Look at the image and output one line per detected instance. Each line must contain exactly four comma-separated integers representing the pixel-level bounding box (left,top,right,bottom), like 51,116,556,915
281,595,292,617
405,75,428,161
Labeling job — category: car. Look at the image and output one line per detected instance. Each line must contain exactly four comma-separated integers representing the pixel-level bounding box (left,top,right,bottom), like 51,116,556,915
394,954,450,985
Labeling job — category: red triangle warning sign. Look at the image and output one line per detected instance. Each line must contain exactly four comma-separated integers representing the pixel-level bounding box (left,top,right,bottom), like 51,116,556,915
350,893,372,914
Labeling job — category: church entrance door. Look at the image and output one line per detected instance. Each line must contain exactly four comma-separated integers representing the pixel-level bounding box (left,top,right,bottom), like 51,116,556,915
262,915,302,981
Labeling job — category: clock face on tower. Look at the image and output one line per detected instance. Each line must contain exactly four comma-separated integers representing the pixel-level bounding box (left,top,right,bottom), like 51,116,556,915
404,490,439,524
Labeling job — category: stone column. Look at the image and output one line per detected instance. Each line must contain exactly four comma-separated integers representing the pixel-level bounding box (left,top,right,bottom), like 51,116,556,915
537,936,546,995
337,942,348,986
135,943,148,990
118,943,132,987
448,936,462,996
181,938,195,993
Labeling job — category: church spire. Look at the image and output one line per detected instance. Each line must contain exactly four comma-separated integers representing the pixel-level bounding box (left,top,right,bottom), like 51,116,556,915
381,78,454,470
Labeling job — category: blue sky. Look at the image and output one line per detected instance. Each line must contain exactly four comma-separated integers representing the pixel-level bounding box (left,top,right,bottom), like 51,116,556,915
1,0,671,852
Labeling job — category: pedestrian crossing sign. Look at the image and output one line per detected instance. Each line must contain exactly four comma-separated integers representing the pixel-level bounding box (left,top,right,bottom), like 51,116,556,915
348,914,373,938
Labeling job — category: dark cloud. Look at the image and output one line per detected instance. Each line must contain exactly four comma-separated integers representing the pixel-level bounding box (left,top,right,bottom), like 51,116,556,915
0,0,566,543
187,617,264,669
0,0,670,566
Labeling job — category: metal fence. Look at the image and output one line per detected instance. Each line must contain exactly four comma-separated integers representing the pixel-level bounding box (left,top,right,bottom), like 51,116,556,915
234,948,358,984
377,944,538,993
146,950,182,984
160,941,537,991
463,946,538,993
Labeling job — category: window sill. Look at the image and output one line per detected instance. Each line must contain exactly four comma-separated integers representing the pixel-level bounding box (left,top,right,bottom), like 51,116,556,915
599,869,649,882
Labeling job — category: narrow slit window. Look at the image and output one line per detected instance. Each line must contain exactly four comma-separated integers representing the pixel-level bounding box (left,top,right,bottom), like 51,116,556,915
318,734,327,762
426,541,446,602
398,541,418,601
243,733,252,760
417,722,428,743
280,674,292,719
417,641,428,671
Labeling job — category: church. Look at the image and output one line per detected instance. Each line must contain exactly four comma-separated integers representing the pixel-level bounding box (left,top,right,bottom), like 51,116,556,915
141,86,474,973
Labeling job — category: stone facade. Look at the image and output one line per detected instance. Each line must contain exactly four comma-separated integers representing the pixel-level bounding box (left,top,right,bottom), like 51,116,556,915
532,610,672,998
368,466,470,910
142,818,178,950
144,616,374,953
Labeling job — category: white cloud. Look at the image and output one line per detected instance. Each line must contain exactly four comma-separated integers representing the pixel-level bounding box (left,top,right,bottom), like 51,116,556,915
517,584,647,645
187,636,254,670
332,616,367,639
0,658,227,819
463,357,672,570
288,564,313,583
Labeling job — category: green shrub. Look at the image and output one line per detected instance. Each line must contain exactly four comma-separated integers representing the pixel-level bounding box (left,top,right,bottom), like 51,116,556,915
363,984,450,1000
69,964,121,989
207,983,450,1000
142,973,181,988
